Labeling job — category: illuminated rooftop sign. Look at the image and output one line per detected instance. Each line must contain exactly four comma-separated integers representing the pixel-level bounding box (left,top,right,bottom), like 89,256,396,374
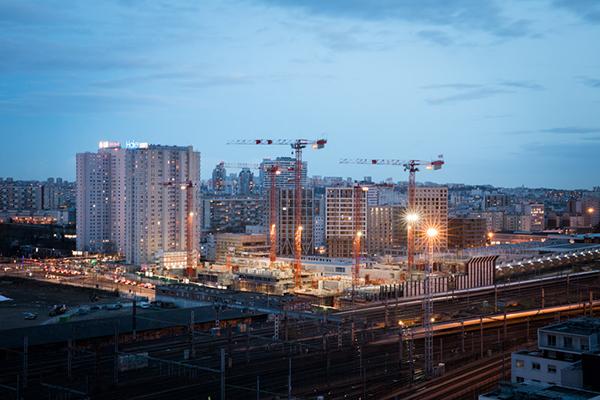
125,140,149,149
98,141,121,149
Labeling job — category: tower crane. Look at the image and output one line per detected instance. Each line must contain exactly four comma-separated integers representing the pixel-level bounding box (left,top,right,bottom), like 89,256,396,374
222,162,288,266
339,157,444,276
160,180,198,277
352,184,368,303
228,139,327,288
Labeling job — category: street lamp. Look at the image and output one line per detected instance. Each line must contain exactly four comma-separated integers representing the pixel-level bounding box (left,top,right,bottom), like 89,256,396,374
405,213,420,224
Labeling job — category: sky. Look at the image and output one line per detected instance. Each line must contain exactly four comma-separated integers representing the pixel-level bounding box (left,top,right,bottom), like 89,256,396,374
1,0,599,189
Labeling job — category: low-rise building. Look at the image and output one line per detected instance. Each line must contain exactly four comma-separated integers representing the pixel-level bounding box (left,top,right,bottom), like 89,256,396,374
448,217,487,249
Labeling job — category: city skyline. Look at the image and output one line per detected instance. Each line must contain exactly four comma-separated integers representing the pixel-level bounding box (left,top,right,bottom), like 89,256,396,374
1,1,600,188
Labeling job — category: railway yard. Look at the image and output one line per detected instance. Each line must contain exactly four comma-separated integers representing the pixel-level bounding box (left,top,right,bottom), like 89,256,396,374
1,255,600,399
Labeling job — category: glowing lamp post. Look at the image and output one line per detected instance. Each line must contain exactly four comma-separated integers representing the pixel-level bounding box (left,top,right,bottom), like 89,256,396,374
423,225,438,379
405,212,420,277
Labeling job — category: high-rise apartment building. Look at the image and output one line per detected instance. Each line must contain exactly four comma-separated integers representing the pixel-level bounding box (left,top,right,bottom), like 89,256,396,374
259,157,307,193
414,186,448,251
325,187,368,258
238,168,255,196
278,188,315,256
211,162,227,192
76,141,200,265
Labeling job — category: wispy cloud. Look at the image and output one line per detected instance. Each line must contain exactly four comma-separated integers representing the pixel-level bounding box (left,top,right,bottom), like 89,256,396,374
540,126,600,135
422,78,543,105
417,30,454,46
498,80,544,91
427,88,511,105
252,0,533,38
421,83,484,90
553,0,600,24
577,76,600,89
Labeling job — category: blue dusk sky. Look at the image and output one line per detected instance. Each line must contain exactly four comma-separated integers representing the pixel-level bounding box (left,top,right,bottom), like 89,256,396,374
1,0,599,189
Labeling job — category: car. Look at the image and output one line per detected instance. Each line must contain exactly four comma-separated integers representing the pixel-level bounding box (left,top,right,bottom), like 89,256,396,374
49,304,68,317
138,302,151,309
105,303,123,310
23,312,38,320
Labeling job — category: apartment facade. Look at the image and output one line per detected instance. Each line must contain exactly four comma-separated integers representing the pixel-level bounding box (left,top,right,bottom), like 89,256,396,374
325,186,368,258
76,141,201,265
278,188,315,256
367,204,406,256
414,186,449,251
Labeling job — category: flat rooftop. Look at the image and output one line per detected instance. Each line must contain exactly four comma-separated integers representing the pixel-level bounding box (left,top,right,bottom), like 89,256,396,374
485,383,600,399
541,317,600,336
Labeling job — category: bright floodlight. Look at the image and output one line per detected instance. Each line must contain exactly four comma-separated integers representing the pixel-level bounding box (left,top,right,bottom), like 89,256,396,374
356,231,363,237
588,207,595,214
426,227,439,238
406,213,420,223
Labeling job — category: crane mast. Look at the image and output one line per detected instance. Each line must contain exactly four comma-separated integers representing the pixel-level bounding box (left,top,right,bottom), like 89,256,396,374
339,157,443,276
222,162,282,266
160,180,197,277
227,138,327,289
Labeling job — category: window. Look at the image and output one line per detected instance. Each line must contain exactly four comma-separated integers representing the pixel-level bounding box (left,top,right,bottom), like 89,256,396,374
547,334,556,346
564,337,573,349
548,365,557,374
532,362,541,370
581,340,589,351
516,360,525,368
516,376,524,383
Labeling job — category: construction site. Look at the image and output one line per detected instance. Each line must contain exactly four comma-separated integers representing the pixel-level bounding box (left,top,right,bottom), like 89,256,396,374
2,138,600,399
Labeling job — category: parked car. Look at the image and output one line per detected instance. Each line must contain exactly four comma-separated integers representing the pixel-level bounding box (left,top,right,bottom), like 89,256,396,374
49,304,68,317
23,312,38,320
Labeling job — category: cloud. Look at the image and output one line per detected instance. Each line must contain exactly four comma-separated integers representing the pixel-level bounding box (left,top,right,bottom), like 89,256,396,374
427,88,511,105
577,76,600,88
0,1,68,25
417,30,454,46
421,83,484,90
93,72,255,89
0,39,159,73
540,126,600,135
498,80,544,91
252,0,532,38
0,91,167,115
553,0,600,24
422,79,544,105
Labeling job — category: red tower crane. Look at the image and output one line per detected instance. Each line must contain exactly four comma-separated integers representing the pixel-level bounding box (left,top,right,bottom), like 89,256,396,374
222,162,286,266
160,180,198,277
228,139,327,289
352,184,368,303
339,157,444,276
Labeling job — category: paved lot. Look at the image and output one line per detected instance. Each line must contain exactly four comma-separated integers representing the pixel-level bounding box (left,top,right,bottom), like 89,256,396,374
0,276,132,329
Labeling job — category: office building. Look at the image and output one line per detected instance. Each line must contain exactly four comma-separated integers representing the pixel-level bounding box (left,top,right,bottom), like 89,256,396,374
414,186,448,251
523,203,545,232
325,187,368,258
76,141,201,265
278,188,315,256
215,233,269,262
367,204,406,256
